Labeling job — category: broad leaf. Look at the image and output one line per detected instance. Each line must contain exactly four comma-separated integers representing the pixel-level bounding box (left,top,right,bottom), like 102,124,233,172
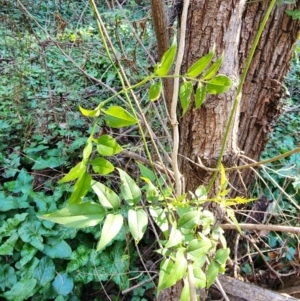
149,81,162,101
104,106,137,128
95,134,122,156
164,224,183,248
68,172,91,204
178,211,201,229
58,162,85,183
97,214,124,251
142,177,160,202
52,272,74,296
128,208,148,242
149,206,169,236
33,257,55,286
186,238,212,261
193,267,206,289
2,279,37,301
91,181,120,209
195,82,207,109
206,261,219,288
206,75,232,94
43,239,72,259
90,157,114,175
157,249,187,296
202,53,224,80
179,81,193,115
118,168,141,205
214,248,230,267
180,278,190,301
39,201,105,228
186,46,215,78
155,40,177,76
137,162,156,182
79,106,100,117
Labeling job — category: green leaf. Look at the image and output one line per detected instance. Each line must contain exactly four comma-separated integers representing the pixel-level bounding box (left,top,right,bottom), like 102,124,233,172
214,248,230,267
118,168,142,205
58,162,85,183
193,267,206,289
155,40,177,76
186,238,212,261
97,214,123,251
149,206,169,236
137,162,156,182
52,272,74,296
195,185,207,201
43,239,72,259
18,220,44,251
157,249,187,296
206,261,219,288
186,46,215,78
0,264,17,291
142,177,160,202
79,106,100,117
149,81,162,101
39,201,105,228
206,75,232,94
2,279,37,301
128,209,148,242
285,9,300,20
95,135,123,156
164,224,183,248
178,211,201,229
19,243,38,266
195,82,207,109
103,106,137,128
82,142,93,161
180,278,190,301
179,81,193,115
34,257,55,286
91,181,120,209
68,172,92,204
202,53,224,80
90,157,114,175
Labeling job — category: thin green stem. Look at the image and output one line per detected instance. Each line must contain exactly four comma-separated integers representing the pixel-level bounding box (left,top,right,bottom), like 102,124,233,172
207,0,277,192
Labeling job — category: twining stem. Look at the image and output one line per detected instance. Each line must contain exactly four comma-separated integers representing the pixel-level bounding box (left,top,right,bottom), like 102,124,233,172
171,0,190,197
207,0,277,192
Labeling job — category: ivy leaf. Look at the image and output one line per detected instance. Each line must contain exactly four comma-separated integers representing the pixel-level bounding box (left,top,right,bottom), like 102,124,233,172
52,272,74,296
155,40,177,76
95,134,123,156
90,157,114,175
118,168,142,205
195,82,207,108
19,243,38,266
202,53,224,80
39,201,106,228
206,75,232,94
103,106,137,128
149,81,162,101
58,162,85,183
97,214,124,252
91,181,120,210
186,46,215,78
68,172,92,204
128,208,148,242
2,279,37,301
43,238,72,259
79,105,100,117
33,257,55,286
0,264,17,291
179,81,193,115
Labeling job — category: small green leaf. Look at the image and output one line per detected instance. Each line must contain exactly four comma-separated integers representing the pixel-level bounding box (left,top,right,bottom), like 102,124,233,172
193,267,206,289
79,106,100,117
83,142,93,161
39,201,106,228
206,75,232,94
137,162,156,182
95,135,123,156
155,40,177,76
206,261,219,288
149,81,162,101
149,206,169,236
195,185,207,201
58,162,85,183
34,257,55,286
128,209,148,242
118,168,141,205
97,214,123,251
186,238,212,261
180,278,190,301
202,53,224,80
103,106,137,128
186,46,215,78
90,157,114,175
91,181,120,209
285,9,300,20
2,279,37,301
157,249,187,296
214,248,230,266
179,81,193,115
164,224,182,248
68,172,91,204
43,239,72,259
178,211,201,229
142,177,160,202
195,82,207,108
52,272,74,296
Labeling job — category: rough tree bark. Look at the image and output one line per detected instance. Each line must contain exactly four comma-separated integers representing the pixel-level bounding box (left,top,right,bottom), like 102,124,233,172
153,0,300,300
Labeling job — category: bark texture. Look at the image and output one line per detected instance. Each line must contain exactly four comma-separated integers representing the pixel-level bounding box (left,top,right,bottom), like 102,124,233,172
179,0,300,197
